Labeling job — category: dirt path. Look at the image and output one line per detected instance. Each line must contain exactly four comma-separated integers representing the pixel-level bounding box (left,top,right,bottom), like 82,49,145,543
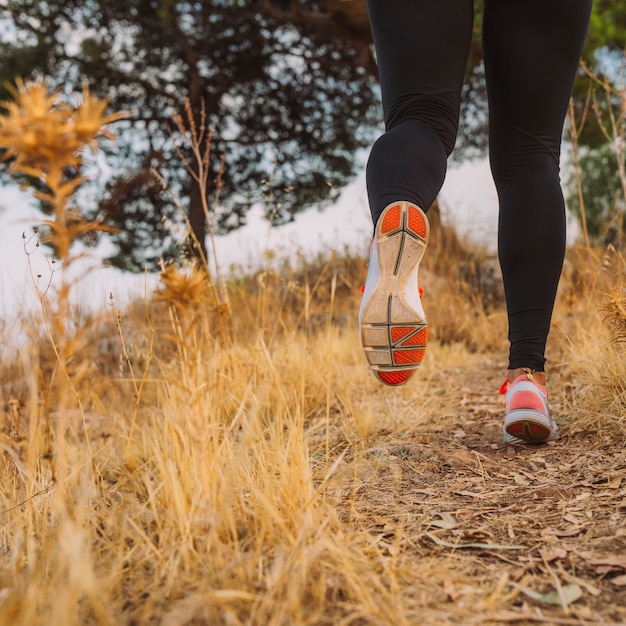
335,357,626,624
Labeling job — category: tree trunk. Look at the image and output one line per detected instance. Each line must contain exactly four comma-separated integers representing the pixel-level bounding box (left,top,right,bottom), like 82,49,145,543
188,179,208,263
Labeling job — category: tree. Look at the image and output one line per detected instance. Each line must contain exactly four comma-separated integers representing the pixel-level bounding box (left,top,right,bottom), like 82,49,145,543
2,0,626,271
264,0,489,157
0,0,381,271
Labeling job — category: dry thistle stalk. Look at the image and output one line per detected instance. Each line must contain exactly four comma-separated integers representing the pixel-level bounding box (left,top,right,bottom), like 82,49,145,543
155,262,232,365
0,78,128,261
0,78,129,470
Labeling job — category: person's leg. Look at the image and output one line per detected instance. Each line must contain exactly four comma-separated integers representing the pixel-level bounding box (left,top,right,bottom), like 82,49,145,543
484,0,591,442
361,0,474,385
483,0,592,375
365,0,474,226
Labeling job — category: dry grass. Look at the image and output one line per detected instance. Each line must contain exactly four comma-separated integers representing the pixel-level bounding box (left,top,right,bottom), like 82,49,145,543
1,236,626,626
2,78,626,626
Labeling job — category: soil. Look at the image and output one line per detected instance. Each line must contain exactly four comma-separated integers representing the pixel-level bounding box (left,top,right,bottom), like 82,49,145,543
334,356,626,625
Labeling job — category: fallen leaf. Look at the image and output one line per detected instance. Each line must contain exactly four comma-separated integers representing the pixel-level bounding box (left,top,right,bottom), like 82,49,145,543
610,575,626,587
533,486,572,500
510,581,583,607
454,490,487,499
585,555,626,571
441,449,477,468
425,533,526,550
507,521,515,540
542,527,585,538
565,575,601,597
512,473,529,486
517,469,538,481
540,584,583,607
443,577,458,601
386,542,400,556
539,547,568,562
426,511,457,530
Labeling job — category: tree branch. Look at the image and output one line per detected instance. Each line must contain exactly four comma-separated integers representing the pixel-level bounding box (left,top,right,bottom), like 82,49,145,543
260,0,333,27
259,0,376,75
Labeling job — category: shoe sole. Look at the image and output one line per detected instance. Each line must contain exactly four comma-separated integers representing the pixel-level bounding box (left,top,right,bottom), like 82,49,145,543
360,201,429,386
504,410,556,444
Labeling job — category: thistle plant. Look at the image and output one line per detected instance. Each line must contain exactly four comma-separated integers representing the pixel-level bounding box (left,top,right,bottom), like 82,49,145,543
0,78,127,472
0,78,127,352
0,78,126,262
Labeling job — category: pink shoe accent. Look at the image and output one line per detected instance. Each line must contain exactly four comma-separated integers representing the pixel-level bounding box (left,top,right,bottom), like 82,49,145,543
500,372,558,444
509,390,546,412
507,374,548,393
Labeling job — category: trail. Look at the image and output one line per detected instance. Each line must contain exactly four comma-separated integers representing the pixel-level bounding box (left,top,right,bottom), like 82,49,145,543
333,355,626,624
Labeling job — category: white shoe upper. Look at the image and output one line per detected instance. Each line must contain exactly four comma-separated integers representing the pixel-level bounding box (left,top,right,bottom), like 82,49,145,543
502,375,559,444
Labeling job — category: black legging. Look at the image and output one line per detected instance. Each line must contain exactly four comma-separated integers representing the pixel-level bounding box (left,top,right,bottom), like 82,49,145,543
365,0,592,371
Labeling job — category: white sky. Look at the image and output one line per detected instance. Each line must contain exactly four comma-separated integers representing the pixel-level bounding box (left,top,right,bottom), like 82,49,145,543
0,157,580,323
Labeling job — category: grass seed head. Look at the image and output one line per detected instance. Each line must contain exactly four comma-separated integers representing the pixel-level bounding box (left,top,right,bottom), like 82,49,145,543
602,284,626,343
156,264,214,318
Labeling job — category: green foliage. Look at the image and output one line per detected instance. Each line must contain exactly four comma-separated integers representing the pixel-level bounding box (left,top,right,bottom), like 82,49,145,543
585,1,626,56
567,144,623,244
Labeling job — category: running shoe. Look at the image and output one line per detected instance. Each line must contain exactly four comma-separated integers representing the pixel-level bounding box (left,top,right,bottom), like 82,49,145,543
359,201,429,386
501,372,559,444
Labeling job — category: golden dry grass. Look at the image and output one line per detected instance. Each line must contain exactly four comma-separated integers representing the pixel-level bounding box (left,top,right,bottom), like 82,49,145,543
2,78,626,626
1,235,626,626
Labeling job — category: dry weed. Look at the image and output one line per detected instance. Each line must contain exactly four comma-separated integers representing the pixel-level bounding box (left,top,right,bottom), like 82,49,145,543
2,81,626,626
1,241,625,625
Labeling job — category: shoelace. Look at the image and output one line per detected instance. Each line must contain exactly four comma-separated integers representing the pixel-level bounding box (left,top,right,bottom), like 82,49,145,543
360,284,424,299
